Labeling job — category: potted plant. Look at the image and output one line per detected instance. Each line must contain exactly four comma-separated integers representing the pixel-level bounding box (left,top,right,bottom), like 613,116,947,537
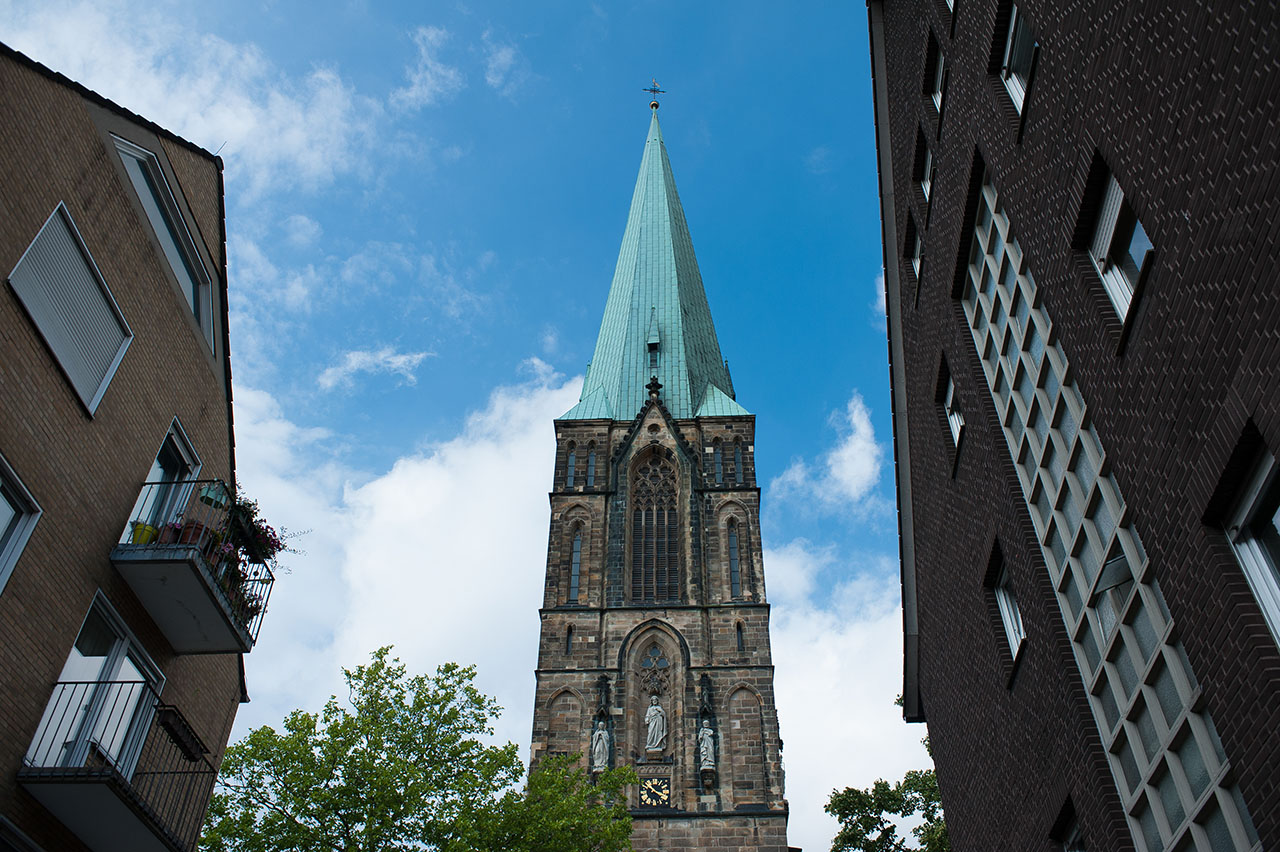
227,494,286,565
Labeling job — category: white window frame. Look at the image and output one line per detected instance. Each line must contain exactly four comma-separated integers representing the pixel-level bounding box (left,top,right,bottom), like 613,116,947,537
920,145,935,200
121,419,202,542
944,375,965,445
1226,452,1280,647
930,49,947,111
1000,4,1036,112
8,203,133,414
112,135,214,349
1088,173,1153,321
910,228,924,277
0,453,41,596
993,564,1026,656
26,593,164,778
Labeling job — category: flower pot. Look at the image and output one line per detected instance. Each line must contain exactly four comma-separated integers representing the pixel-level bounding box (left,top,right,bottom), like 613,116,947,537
131,522,159,545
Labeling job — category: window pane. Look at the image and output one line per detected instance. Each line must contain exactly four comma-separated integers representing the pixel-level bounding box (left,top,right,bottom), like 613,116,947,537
118,148,203,319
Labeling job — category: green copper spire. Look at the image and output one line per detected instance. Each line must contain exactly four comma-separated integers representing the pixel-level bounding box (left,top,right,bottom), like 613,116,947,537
562,109,747,421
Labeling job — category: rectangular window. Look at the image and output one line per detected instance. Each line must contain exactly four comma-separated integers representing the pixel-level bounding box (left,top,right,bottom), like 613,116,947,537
0,453,41,595
1088,172,1153,321
26,596,163,778
121,421,201,544
113,136,213,348
1000,4,1037,112
920,145,935,201
943,374,965,445
906,217,924,278
993,564,1026,656
1225,451,1280,646
8,204,133,414
930,47,947,111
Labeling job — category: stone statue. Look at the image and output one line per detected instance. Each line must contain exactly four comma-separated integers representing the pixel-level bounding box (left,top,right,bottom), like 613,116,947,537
591,720,610,770
698,720,716,770
644,695,667,752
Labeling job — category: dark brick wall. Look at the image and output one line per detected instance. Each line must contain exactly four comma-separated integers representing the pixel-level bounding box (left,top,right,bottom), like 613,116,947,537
0,49,241,849
533,406,789,849
878,0,1280,848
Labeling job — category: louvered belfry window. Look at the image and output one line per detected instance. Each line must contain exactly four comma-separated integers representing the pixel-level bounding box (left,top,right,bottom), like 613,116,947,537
631,455,680,603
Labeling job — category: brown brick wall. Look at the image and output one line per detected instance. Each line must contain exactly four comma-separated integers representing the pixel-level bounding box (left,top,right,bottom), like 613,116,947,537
879,0,1280,848
0,48,241,849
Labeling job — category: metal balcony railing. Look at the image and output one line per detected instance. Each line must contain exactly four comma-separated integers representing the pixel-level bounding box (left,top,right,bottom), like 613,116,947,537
19,680,216,852
117,479,274,646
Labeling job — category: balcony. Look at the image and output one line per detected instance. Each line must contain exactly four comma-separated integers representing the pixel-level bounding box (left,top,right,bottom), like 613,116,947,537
18,680,216,852
110,480,273,653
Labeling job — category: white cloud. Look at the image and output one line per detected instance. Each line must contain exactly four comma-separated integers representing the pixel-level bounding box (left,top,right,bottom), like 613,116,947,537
0,0,382,199
233,362,583,758
772,391,886,513
540,325,559,355
805,145,833,175
481,30,527,97
392,26,465,110
317,347,433,391
872,269,887,319
768,540,932,852
283,214,322,247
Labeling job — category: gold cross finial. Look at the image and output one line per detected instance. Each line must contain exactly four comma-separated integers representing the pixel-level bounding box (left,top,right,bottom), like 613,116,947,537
643,77,665,110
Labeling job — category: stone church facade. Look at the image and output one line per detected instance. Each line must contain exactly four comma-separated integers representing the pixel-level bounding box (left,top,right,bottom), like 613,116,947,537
528,105,791,852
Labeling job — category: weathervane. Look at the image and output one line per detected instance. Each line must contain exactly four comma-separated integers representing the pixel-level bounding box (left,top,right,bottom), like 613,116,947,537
643,77,666,110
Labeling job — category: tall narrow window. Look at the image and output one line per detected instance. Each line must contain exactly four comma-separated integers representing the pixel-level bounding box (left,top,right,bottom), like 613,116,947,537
1087,170,1153,321
631,455,680,603
925,36,946,112
999,4,1037,112
736,622,745,652
565,626,574,654
920,145,935,201
728,521,742,598
992,563,1026,657
566,443,576,488
714,441,724,485
1225,448,1280,646
568,531,582,604
649,346,659,372
586,445,596,487
734,441,744,484
941,371,965,446
122,422,201,544
0,453,41,595
113,137,212,347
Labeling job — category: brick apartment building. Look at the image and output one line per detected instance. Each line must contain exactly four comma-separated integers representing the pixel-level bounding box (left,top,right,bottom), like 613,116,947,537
868,0,1278,849
0,45,271,851
528,104,793,851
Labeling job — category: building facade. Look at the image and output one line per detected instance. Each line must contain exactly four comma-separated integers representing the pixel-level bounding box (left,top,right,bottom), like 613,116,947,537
869,0,1278,849
528,105,791,852
0,45,268,851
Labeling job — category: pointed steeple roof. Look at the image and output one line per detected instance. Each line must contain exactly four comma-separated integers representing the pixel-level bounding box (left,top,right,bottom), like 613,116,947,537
562,109,746,421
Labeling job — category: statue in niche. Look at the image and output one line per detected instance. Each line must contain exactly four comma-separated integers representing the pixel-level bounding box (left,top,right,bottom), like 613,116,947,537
591,720,611,771
644,695,667,752
697,720,716,770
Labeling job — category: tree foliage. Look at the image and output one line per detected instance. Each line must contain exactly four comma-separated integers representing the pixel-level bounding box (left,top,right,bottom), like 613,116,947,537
826,768,949,852
201,648,635,852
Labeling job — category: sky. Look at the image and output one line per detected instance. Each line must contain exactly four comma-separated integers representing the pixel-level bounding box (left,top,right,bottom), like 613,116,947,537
0,2,930,848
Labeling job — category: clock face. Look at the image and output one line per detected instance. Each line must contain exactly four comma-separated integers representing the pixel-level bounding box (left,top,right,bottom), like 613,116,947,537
639,777,670,807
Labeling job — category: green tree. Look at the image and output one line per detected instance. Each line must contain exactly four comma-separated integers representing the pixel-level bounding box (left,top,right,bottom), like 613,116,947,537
201,647,635,852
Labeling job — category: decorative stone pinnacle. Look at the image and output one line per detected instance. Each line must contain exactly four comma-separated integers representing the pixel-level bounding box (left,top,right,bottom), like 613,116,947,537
647,376,663,400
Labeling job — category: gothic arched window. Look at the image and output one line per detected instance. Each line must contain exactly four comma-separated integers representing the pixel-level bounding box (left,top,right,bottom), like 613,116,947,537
566,443,576,488
728,519,742,598
713,440,724,485
631,455,680,603
734,440,744,484
569,530,582,603
586,444,596,487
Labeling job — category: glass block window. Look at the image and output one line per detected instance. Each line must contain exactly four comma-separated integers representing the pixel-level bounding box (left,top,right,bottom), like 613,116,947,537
961,171,1258,851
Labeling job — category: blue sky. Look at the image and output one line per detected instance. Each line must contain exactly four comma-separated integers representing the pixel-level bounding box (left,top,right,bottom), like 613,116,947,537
1,2,926,847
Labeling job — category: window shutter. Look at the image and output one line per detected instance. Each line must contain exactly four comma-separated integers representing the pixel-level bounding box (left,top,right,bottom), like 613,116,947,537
9,205,132,413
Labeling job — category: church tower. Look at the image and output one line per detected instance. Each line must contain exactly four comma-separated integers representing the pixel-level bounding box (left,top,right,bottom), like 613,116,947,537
530,102,790,851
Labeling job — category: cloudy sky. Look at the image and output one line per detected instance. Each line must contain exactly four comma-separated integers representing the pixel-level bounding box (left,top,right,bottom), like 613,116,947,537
0,1,930,847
